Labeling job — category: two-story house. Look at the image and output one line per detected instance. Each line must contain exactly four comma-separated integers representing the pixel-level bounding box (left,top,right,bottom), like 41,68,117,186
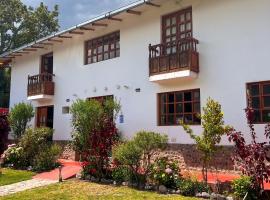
1,0,270,169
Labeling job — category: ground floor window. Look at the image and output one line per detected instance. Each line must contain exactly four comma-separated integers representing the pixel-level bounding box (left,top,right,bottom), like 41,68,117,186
158,89,200,125
247,81,270,123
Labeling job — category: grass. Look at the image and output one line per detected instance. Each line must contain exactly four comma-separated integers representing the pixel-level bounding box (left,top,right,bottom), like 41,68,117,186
0,180,201,200
0,168,36,186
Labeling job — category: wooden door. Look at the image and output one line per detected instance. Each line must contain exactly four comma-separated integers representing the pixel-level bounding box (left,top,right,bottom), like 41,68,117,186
36,107,48,127
162,7,192,54
41,53,53,74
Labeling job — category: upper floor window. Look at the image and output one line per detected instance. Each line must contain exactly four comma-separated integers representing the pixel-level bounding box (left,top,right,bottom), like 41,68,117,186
162,7,192,54
247,81,270,123
85,31,120,65
158,89,200,126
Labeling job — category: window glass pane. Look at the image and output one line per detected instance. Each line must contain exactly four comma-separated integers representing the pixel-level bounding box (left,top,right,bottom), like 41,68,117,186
251,97,260,109
180,14,185,22
180,24,185,32
194,102,200,112
172,17,176,25
98,54,103,61
172,26,177,35
172,36,177,41
263,110,270,122
168,93,174,103
186,12,191,21
184,92,192,101
166,28,171,36
116,49,120,57
166,47,171,54
253,110,261,123
172,46,176,53
160,94,167,103
93,48,97,54
166,38,171,43
193,114,201,124
249,84,259,96
176,115,183,124
116,41,120,49
168,104,174,113
104,44,109,51
104,53,109,60
176,103,183,113
168,115,174,125
264,96,270,107
194,91,200,101
186,22,191,31
263,84,270,95
92,56,97,63
110,51,115,58
111,43,115,49
184,103,192,112
88,49,92,56
180,34,186,39
160,104,166,114
166,18,170,26
98,46,103,53
184,114,192,123
87,58,91,64
160,115,166,125
176,92,183,102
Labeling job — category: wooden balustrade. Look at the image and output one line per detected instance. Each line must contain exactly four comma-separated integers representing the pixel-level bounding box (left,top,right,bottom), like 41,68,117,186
149,37,199,76
27,73,55,96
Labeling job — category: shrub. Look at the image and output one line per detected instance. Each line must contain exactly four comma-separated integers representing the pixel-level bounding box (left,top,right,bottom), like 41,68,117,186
33,144,61,172
112,166,130,183
180,98,231,183
9,102,34,139
227,105,270,193
70,98,121,180
149,157,180,188
2,127,60,172
176,178,209,196
232,176,258,200
112,131,168,187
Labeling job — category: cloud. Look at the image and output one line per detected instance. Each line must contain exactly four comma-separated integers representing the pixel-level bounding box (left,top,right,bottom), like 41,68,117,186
21,0,136,30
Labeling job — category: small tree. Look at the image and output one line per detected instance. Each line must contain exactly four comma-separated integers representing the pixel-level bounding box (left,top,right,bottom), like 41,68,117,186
228,106,270,196
112,131,168,186
180,98,230,183
8,102,34,140
70,98,121,180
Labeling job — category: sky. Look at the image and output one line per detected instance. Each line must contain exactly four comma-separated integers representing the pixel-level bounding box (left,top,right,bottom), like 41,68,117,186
21,0,136,30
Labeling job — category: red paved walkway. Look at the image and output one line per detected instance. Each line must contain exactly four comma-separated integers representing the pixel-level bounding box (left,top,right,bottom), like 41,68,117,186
184,170,270,190
33,159,82,181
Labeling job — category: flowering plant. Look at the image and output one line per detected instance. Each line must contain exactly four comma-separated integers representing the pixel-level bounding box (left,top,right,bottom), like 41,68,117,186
149,157,181,188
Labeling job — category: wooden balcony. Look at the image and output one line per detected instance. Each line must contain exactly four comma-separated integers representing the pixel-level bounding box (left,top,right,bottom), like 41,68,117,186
149,38,199,82
27,73,55,100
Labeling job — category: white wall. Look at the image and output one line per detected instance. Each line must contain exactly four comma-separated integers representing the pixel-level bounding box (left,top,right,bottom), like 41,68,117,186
10,0,270,144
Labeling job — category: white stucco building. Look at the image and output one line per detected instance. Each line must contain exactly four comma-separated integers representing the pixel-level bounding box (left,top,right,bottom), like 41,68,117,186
1,0,270,146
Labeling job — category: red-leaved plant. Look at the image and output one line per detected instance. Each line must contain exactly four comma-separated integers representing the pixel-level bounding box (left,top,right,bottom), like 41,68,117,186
227,106,270,191
0,111,9,154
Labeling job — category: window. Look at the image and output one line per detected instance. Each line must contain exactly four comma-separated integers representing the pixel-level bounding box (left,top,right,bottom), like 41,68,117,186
247,81,270,123
85,31,120,64
162,7,192,54
158,89,200,126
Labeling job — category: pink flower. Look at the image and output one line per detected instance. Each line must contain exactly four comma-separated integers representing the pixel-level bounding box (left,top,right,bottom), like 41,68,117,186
165,168,172,174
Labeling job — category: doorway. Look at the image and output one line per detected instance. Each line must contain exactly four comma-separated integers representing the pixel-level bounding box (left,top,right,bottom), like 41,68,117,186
36,106,54,128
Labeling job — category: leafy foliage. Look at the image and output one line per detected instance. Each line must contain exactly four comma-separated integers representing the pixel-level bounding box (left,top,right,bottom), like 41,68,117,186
112,131,168,186
149,157,180,188
176,178,209,197
232,176,258,199
70,98,121,180
227,106,270,192
8,102,34,140
0,0,59,54
2,128,61,172
180,98,230,182
112,165,131,183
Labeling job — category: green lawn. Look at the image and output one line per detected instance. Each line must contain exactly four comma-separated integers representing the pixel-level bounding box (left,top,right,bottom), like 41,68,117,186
0,180,201,200
0,168,36,186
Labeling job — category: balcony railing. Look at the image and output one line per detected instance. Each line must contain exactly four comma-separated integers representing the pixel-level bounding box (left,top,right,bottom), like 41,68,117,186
27,73,55,97
149,37,199,76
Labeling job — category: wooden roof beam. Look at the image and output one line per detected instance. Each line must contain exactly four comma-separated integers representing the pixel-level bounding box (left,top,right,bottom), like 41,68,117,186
126,9,141,15
40,42,54,46
48,38,63,43
58,35,72,38
31,45,45,49
69,30,84,35
92,22,108,27
145,2,160,7
11,54,22,57
23,48,38,51
107,16,123,22
15,51,29,54
80,27,95,31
